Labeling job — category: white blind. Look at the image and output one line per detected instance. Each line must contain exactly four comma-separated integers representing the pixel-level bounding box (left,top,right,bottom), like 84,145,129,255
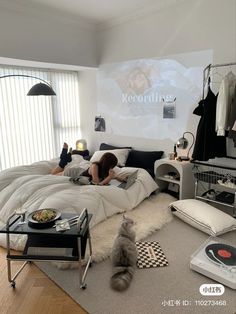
0,66,81,171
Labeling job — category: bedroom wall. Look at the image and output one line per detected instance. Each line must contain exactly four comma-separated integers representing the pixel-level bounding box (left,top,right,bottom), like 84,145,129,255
0,1,97,68
80,0,236,157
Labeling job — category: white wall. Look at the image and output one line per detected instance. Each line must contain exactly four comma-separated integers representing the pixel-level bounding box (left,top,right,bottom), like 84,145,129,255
0,0,235,156
97,0,236,64
79,67,178,154
78,69,98,148
0,3,97,67
80,0,236,157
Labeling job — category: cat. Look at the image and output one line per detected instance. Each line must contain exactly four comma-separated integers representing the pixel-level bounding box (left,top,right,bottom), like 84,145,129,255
110,215,137,292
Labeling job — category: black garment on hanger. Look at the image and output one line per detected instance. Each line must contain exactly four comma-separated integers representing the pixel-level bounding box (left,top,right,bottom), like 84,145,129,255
192,87,226,161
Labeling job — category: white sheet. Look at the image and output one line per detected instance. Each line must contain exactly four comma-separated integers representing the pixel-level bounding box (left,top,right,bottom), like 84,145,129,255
0,155,158,250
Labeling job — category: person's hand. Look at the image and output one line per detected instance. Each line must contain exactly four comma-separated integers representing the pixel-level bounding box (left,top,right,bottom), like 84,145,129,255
121,175,128,182
109,169,116,179
117,175,128,182
114,174,128,182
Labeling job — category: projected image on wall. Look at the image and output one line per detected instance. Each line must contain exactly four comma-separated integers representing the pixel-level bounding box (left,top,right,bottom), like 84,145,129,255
97,54,206,141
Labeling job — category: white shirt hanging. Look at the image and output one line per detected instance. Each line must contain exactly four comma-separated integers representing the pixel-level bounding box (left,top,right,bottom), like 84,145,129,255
215,71,236,136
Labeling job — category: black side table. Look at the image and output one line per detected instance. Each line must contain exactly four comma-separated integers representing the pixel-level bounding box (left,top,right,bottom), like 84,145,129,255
0,209,92,289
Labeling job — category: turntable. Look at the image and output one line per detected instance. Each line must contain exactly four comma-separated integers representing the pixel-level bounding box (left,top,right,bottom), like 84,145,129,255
190,237,236,289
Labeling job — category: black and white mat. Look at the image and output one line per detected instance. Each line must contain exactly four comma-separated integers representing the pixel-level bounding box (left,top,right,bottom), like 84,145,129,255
136,241,168,269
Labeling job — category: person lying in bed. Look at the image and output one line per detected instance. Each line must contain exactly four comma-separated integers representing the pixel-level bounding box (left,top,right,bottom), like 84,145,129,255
51,143,126,185
81,152,127,185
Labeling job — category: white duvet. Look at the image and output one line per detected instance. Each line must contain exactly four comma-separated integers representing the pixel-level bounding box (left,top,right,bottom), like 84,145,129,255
0,155,158,250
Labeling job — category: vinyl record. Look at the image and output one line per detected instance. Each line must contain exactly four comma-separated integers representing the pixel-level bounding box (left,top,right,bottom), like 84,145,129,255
205,243,236,266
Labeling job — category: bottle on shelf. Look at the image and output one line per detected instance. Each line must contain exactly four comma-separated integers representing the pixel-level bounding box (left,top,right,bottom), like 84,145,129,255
173,144,177,159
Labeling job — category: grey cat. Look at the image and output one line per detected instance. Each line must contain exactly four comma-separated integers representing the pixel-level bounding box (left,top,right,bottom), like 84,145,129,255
110,215,137,292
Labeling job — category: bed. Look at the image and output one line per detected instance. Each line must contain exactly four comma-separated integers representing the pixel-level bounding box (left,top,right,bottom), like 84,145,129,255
0,145,163,251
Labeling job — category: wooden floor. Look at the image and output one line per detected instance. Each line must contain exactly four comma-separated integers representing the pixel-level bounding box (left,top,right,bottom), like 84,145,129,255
0,248,87,314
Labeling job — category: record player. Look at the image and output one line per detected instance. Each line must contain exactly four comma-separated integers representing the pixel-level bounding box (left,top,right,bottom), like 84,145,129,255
190,237,236,289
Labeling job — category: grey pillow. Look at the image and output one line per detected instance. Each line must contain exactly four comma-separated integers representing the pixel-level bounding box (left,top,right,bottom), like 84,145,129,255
99,143,132,150
125,150,164,177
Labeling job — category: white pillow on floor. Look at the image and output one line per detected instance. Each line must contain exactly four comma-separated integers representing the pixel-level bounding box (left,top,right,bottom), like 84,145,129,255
169,199,236,236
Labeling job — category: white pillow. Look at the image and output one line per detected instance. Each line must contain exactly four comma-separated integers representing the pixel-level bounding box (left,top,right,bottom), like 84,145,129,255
90,149,131,167
169,199,236,236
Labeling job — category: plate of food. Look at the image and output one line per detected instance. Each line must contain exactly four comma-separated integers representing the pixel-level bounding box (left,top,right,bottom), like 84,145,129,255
27,208,61,228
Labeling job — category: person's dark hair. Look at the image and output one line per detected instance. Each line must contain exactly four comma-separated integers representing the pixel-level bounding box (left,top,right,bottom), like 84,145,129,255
94,152,118,179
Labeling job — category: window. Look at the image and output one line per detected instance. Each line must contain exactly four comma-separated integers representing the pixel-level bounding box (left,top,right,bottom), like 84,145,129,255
0,65,81,171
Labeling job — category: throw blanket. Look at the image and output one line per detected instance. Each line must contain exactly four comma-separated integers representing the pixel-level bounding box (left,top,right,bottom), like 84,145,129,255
0,155,158,250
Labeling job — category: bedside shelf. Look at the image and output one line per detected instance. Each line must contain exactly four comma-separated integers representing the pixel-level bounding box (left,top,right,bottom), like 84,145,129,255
155,159,195,200
156,176,180,185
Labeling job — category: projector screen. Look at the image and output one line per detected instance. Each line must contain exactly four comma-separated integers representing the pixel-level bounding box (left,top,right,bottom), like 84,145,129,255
97,51,212,141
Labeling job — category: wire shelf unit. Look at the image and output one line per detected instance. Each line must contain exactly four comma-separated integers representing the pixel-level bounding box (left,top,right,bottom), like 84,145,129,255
192,159,236,217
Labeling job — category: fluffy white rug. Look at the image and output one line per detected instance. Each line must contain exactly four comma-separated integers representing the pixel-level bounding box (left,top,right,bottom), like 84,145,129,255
54,192,176,269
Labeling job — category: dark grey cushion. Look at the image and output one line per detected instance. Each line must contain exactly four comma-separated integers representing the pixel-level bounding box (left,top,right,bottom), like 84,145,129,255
99,143,132,150
125,150,164,177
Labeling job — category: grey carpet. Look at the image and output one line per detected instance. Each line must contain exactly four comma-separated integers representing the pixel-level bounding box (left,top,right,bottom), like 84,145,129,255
36,217,236,314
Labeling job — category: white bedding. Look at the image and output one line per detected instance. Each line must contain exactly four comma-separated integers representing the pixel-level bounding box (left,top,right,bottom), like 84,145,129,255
0,155,158,250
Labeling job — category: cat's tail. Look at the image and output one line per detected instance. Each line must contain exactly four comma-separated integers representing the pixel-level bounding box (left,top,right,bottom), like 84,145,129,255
110,266,134,291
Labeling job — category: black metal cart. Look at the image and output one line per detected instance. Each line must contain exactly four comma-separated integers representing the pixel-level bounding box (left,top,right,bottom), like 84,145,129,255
0,208,92,289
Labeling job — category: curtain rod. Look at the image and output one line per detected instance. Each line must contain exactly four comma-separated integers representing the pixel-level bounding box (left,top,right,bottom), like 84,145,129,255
0,63,79,75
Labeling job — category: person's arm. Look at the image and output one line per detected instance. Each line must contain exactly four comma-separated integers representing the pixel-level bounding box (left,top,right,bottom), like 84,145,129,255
99,169,115,185
114,174,128,182
100,168,126,185
89,164,100,184
99,170,127,185
112,168,128,182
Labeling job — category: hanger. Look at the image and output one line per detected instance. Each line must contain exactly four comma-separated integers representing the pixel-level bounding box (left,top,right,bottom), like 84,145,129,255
226,70,236,79
206,68,224,85
208,76,211,87
162,96,176,103
212,68,224,79
202,62,236,99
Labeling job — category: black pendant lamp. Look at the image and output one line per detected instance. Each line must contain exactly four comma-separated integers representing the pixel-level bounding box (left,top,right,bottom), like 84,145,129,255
27,82,56,96
0,74,56,96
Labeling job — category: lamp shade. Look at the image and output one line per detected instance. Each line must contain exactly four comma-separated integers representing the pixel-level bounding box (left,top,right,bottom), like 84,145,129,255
176,131,195,160
176,137,188,149
27,82,56,96
76,139,87,151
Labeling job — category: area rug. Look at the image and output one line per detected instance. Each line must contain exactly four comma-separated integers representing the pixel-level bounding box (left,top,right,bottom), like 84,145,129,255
36,217,236,314
53,192,176,269
90,192,175,261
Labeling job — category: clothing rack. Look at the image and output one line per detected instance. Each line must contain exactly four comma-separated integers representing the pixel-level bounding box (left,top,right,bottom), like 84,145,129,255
202,61,236,98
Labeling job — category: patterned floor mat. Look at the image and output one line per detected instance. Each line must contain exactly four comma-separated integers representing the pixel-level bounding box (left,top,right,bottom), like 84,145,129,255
136,241,168,269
